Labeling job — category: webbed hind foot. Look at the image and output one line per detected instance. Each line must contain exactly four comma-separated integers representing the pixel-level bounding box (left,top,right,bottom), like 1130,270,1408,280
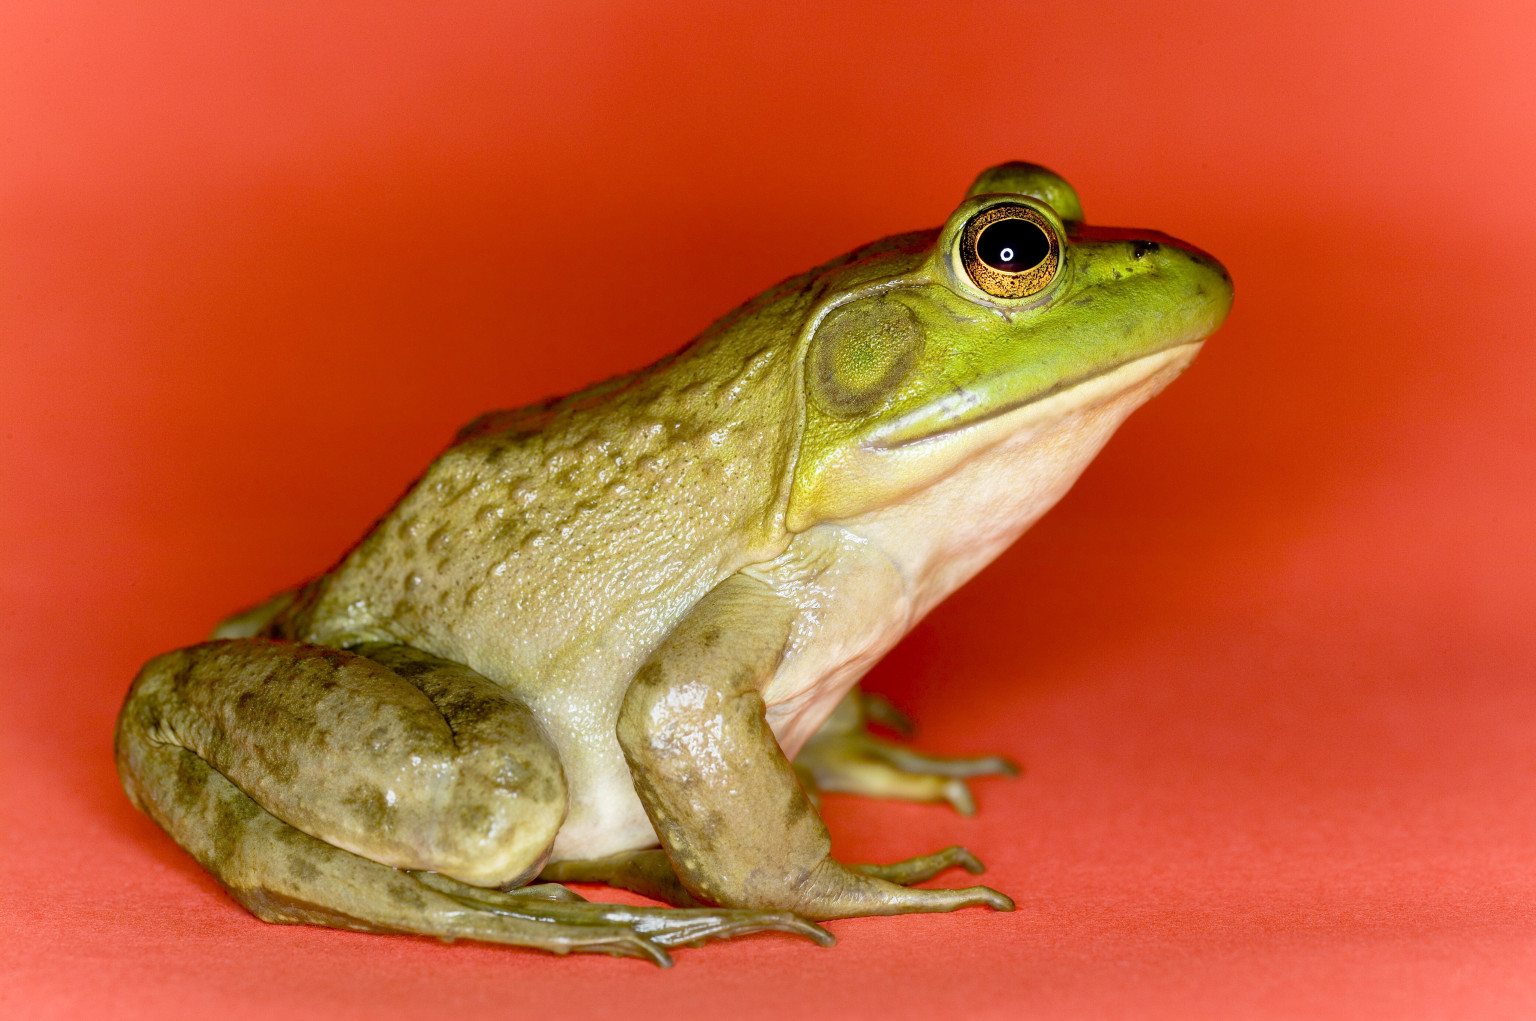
415,868,832,958
794,687,1019,815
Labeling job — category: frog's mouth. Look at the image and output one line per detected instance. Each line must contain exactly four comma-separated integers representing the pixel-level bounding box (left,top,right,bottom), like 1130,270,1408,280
867,341,1204,450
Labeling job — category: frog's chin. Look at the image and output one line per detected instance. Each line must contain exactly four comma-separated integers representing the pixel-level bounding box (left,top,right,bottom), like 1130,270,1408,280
869,340,1204,450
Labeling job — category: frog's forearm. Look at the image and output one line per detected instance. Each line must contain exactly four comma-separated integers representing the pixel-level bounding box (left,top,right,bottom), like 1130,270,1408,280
617,573,1008,919
617,574,824,904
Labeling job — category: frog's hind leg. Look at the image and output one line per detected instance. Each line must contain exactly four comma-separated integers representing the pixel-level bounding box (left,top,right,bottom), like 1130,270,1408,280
117,732,685,963
115,639,827,965
793,686,1019,816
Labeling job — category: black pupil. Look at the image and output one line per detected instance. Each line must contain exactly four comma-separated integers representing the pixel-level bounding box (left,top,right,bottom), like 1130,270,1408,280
977,217,1049,273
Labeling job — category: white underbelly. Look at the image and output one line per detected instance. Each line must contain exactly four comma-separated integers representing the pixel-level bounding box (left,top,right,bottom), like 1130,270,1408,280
534,686,659,862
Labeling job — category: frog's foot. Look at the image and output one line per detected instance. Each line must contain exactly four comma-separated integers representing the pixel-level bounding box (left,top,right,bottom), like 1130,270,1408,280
541,846,1003,915
794,690,1019,816
800,851,1016,918
412,870,833,959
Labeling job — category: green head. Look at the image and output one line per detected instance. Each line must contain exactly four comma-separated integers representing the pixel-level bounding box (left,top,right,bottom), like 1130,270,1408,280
785,161,1232,531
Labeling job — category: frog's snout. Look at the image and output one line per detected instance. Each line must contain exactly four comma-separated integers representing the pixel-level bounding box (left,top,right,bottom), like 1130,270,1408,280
1166,239,1232,335
1123,229,1234,337
1070,223,1233,344
1147,233,1231,290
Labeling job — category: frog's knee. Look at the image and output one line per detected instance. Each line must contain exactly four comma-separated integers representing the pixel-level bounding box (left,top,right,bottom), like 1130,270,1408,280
122,647,192,703
418,744,569,888
114,649,194,786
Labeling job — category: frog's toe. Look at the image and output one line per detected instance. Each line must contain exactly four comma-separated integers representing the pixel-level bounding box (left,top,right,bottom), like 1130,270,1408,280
851,844,988,885
796,731,1017,815
868,741,1021,780
859,692,915,736
629,907,836,950
867,879,1015,914
942,778,977,816
955,886,1015,912
835,757,978,814
563,929,676,967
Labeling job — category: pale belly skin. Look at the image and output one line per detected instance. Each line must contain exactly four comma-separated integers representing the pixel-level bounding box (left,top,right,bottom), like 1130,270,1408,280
114,161,1230,965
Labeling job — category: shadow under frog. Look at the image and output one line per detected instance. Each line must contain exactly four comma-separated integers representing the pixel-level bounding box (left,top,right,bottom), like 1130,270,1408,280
115,162,1232,966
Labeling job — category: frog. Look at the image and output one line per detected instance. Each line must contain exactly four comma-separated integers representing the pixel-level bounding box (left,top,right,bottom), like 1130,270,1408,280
115,162,1232,966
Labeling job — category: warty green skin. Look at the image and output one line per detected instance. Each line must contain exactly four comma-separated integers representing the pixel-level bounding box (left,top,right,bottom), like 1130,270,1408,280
115,162,1232,965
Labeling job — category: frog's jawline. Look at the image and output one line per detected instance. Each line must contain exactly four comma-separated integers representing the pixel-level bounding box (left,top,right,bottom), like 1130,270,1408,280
869,341,1203,450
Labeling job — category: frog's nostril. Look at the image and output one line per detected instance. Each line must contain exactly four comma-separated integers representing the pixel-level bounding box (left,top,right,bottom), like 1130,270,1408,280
1132,240,1160,260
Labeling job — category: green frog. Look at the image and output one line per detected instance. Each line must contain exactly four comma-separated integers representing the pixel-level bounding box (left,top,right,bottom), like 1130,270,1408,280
116,162,1231,966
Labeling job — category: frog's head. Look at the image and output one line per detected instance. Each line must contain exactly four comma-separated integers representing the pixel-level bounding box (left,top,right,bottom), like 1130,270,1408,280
785,161,1232,531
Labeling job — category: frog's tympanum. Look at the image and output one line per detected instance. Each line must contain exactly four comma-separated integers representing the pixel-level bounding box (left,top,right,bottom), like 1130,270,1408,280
116,163,1231,966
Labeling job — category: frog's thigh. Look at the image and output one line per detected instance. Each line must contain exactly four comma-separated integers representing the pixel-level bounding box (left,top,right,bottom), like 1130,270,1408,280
115,639,566,890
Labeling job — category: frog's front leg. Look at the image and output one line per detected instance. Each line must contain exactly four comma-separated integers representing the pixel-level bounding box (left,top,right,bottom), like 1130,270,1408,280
617,573,1014,920
115,639,828,965
793,686,1019,816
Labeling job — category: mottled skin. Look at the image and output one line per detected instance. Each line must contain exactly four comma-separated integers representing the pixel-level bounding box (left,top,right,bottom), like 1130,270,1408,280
116,163,1232,965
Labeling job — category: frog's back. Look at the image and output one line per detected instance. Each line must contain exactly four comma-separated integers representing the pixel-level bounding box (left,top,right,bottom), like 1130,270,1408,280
270,231,941,688
277,314,804,691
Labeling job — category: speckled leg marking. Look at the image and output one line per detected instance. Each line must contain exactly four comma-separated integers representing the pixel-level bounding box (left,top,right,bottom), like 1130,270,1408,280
794,687,1019,816
115,639,828,965
618,573,1015,921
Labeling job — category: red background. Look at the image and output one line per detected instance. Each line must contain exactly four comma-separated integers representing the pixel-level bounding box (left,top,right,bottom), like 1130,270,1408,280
4,2,1534,1017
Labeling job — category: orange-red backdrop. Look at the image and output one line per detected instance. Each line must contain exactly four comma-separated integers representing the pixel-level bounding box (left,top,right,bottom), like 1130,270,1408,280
4,2,1534,1018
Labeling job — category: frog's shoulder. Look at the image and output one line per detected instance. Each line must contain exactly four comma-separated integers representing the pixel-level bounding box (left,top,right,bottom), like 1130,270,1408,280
452,402,557,447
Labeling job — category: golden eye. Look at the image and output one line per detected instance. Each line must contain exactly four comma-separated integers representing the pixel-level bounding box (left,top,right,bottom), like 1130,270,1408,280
960,204,1061,299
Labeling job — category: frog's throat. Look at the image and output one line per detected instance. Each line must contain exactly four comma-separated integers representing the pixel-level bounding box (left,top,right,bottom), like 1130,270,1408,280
868,340,1203,450
785,342,1201,532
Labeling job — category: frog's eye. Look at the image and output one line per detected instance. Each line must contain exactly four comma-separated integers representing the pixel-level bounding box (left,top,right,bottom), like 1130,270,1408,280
959,204,1061,299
